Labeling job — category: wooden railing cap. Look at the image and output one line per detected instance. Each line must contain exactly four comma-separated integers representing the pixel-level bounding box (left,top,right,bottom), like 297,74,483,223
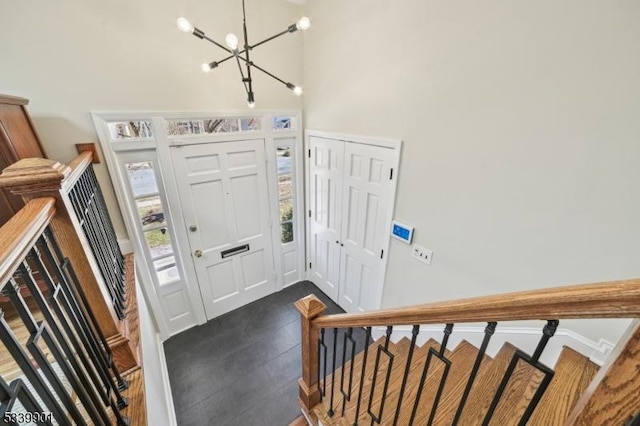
295,294,327,319
0,157,71,194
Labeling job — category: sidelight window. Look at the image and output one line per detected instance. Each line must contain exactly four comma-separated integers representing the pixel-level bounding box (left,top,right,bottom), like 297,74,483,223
277,147,294,243
126,161,180,286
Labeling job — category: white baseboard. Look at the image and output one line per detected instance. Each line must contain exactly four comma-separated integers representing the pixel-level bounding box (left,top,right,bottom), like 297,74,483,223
372,325,614,367
156,333,178,426
118,238,133,254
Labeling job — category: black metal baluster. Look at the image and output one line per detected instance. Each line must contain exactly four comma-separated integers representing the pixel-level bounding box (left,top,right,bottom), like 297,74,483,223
1,373,52,426
328,327,339,417
44,228,130,395
482,320,558,426
340,327,357,416
353,327,372,426
452,322,497,425
3,278,87,425
16,257,110,425
70,182,125,320
31,242,116,422
41,232,127,403
392,325,420,426
319,328,327,399
69,167,127,319
80,173,126,315
0,309,68,425
43,230,131,425
409,323,454,426
517,320,558,425
367,325,395,425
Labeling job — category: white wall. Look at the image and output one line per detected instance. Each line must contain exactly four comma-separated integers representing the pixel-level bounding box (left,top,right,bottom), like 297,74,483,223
0,0,304,238
303,0,640,342
137,282,176,426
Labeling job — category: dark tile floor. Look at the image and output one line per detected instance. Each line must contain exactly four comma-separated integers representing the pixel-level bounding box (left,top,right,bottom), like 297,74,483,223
164,281,359,426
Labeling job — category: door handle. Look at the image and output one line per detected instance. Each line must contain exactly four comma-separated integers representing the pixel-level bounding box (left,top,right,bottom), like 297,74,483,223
189,225,198,232
194,250,203,258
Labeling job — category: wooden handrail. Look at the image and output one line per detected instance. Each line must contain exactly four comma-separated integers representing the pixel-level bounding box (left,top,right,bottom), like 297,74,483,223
312,278,640,329
63,151,93,191
0,197,56,283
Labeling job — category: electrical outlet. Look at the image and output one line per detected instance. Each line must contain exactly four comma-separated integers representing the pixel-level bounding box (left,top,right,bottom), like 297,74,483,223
411,244,433,265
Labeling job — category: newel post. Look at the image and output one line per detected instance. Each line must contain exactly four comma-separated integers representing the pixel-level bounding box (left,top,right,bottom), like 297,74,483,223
0,158,138,372
295,294,327,418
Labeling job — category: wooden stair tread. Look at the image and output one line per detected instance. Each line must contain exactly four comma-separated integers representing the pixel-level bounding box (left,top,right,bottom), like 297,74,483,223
342,336,412,423
308,336,602,426
528,346,599,425
455,341,518,424
431,341,495,425
403,340,482,425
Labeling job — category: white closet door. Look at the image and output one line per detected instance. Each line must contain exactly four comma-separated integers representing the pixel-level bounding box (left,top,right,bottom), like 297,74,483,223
308,136,344,301
338,142,394,312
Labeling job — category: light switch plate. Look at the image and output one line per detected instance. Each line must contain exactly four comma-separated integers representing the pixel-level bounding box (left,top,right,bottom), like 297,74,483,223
411,244,433,265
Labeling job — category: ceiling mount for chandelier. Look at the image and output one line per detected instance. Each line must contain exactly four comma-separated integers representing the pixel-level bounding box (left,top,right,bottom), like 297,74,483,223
177,0,310,108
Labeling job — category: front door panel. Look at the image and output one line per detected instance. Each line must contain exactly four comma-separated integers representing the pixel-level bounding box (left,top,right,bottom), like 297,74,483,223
171,139,275,319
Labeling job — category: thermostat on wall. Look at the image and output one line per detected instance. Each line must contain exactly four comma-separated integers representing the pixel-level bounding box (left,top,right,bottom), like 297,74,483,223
391,220,414,244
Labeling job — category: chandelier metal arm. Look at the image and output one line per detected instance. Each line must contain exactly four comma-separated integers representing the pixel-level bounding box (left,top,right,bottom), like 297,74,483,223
247,62,289,88
202,34,233,54
250,28,293,50
241,0,255,101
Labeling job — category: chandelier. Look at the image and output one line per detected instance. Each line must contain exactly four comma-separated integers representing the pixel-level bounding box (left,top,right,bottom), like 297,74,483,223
177,0,310,108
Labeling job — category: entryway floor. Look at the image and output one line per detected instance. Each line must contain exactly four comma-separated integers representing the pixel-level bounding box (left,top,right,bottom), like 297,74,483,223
164,281,356,425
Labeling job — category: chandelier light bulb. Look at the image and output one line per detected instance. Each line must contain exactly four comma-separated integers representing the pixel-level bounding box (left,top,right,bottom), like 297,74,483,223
201,63,211,73
176,17,194,33
247,101,256,109
296,17,311,31
225,33,239,50
293,86,303,96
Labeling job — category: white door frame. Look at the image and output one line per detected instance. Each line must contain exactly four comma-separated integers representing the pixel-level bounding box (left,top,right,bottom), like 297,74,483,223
304,130,402,311
92,111,304,338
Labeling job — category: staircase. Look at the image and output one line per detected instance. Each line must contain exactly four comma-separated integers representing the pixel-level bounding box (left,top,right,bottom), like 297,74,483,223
312,338,598,425
292,281,640,425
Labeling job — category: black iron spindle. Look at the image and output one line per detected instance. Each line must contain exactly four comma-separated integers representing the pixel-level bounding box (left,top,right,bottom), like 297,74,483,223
68,164,127,320
328,327,339,417
0,376,51,426
319,327,327,399
43,228,129,392
392,325,420,426
409,323,454,425
452,321,497,425
15,258,110,424
482,320,558,426
340,327,357,416
3,279,86,425
367,325,394,425
353,327,372,426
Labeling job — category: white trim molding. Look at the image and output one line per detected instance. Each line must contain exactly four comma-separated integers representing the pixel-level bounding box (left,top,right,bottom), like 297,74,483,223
117,238,133,255
373,325,614,368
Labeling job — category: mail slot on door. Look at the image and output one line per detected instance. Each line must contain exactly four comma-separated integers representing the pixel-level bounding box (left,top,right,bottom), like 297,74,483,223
221,244,250,259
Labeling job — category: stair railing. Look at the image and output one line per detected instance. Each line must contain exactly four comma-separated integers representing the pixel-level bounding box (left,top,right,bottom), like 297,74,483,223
0,197,131,425
0,155,138,372
296,279,640,425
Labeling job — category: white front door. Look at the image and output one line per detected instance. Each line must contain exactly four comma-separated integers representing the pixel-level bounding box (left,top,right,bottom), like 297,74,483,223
308,136,344,301
308,135,395,312
171,139,276,319
338,142,394,312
